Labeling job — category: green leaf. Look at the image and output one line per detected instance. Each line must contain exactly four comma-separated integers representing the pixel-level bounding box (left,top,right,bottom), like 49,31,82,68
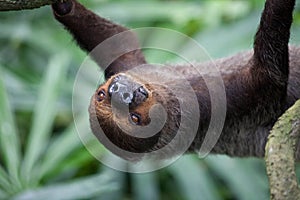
96,2,204,24
0,66,21,186
21,54,70,185
0,165,10,192
191,12,259,58
13,170,121,200
169,155,221,200
37,114,88,179
206,156,268,200
92,167,126,200
132,172,159,200
0,188,8,200
40,146,93,182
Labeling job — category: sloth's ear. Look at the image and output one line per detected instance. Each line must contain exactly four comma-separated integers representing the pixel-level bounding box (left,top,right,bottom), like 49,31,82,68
52,0,147,79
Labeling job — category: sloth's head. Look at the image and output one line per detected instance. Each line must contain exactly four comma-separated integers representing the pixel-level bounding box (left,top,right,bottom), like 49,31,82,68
89,73,181,160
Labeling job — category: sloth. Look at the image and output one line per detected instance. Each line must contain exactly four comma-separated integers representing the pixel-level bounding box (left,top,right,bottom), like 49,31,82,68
52,0,300,160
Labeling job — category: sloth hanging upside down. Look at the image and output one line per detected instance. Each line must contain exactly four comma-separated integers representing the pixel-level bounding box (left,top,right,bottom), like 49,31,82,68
52,0,300,160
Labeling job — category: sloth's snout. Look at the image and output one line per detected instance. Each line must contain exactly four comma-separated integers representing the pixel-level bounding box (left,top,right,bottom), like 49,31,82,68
109,81,133,104
108,75,148,106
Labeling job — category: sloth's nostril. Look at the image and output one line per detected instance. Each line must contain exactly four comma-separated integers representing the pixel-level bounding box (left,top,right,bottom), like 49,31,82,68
109,82,120,95
138,86,148,98
123,93,131,100
112,83,119,92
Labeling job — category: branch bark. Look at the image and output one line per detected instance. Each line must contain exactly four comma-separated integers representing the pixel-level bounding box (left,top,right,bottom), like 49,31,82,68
0,0,59,11
265,100,300,200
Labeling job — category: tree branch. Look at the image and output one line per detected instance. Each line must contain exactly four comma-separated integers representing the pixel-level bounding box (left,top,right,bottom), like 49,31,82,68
0,0,60,11
265,100,300,200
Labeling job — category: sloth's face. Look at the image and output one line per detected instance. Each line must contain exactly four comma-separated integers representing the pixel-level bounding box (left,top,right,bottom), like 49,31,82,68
89,73,165,156
93,74,156,127
88,73,184,158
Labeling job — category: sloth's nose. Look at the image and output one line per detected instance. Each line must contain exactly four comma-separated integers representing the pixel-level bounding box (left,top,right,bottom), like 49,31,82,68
109,81,133,104
108,75,148,106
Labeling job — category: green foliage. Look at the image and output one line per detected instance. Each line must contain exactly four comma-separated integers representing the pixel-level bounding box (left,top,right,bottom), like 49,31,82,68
0,0,300,199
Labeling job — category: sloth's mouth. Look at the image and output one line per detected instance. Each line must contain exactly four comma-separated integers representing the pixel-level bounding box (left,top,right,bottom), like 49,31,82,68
108,75,149,107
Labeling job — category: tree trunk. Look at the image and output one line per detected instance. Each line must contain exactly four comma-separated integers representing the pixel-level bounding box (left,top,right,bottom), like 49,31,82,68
265,100,300,200
0,0,59,11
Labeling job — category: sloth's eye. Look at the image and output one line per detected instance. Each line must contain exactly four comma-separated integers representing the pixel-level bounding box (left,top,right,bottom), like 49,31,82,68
129,113,141,125
97,90,106,102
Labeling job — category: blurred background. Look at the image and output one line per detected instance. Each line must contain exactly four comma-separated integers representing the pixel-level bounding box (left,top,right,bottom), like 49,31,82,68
1,0,300,199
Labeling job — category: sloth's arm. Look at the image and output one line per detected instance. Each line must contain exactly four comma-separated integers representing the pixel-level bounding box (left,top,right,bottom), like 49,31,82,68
225,0,295,118
207,0,296,157
253,0,294,83
52,0,146,79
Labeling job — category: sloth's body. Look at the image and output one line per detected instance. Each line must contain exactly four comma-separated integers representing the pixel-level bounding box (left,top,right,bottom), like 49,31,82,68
88,47,300,160
52,0,300,160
